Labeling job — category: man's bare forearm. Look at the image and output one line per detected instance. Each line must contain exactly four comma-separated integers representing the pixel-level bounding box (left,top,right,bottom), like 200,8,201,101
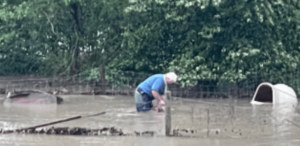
152,90,164,101
152,90,165,112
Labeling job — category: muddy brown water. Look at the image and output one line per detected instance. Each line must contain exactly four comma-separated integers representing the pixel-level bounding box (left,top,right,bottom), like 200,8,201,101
0,95,299,146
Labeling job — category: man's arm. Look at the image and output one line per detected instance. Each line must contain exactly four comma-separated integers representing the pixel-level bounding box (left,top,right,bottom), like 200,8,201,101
151,78,166,111
152,90,165,111
152,90,164,101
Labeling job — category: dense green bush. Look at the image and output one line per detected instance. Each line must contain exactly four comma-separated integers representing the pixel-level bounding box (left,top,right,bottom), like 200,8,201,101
1,0,300,87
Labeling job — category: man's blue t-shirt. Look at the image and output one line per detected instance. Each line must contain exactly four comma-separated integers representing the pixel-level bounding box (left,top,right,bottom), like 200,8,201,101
137,74,165,99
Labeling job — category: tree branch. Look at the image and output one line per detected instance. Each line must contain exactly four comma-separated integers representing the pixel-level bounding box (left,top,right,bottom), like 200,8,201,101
42,10,57,35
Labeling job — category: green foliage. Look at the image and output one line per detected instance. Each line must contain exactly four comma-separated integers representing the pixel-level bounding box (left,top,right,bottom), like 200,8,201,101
105,69,150,87
1,0,300,88
166,0,300,86
79,68,100,81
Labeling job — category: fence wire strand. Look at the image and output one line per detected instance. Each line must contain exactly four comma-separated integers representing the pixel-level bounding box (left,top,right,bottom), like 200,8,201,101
0,70,300,99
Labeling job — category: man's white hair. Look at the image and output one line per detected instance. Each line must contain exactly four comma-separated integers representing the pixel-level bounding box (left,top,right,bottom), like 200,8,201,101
165,72,178,82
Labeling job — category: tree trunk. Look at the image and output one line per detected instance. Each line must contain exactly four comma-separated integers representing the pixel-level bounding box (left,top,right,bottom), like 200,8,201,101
70,2,83,75
73,47,79,74
99,65,106,93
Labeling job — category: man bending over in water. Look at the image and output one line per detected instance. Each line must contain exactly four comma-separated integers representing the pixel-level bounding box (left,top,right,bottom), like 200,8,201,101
134,72,178,112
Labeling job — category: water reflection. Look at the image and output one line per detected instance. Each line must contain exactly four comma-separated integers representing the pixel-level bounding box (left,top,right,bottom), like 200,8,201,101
130,111,165,136
271,102,298,136
3,103,57,113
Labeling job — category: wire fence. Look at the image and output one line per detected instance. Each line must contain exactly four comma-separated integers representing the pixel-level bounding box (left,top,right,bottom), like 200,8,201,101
0,70,300,138
0,69,300,99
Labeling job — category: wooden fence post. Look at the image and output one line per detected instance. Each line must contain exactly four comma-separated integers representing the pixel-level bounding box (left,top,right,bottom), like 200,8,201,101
165,106,171,136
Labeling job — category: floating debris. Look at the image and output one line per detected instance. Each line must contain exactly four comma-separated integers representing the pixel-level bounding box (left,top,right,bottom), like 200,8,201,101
2,127,156,137
172,128,200,136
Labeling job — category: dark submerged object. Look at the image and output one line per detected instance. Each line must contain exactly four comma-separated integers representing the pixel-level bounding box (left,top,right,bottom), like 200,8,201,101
4,90,63,104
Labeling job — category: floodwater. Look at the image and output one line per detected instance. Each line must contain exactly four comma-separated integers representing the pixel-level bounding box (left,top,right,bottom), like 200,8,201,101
0,95,299,146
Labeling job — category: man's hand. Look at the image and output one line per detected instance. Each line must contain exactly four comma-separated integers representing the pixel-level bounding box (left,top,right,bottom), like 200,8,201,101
158,100,165,106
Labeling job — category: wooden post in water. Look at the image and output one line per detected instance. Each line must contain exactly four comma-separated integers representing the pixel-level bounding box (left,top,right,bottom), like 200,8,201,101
165,91,171,136
165,106,171,136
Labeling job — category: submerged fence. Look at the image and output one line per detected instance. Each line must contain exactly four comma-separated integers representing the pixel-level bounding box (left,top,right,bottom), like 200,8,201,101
0,69,300,99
